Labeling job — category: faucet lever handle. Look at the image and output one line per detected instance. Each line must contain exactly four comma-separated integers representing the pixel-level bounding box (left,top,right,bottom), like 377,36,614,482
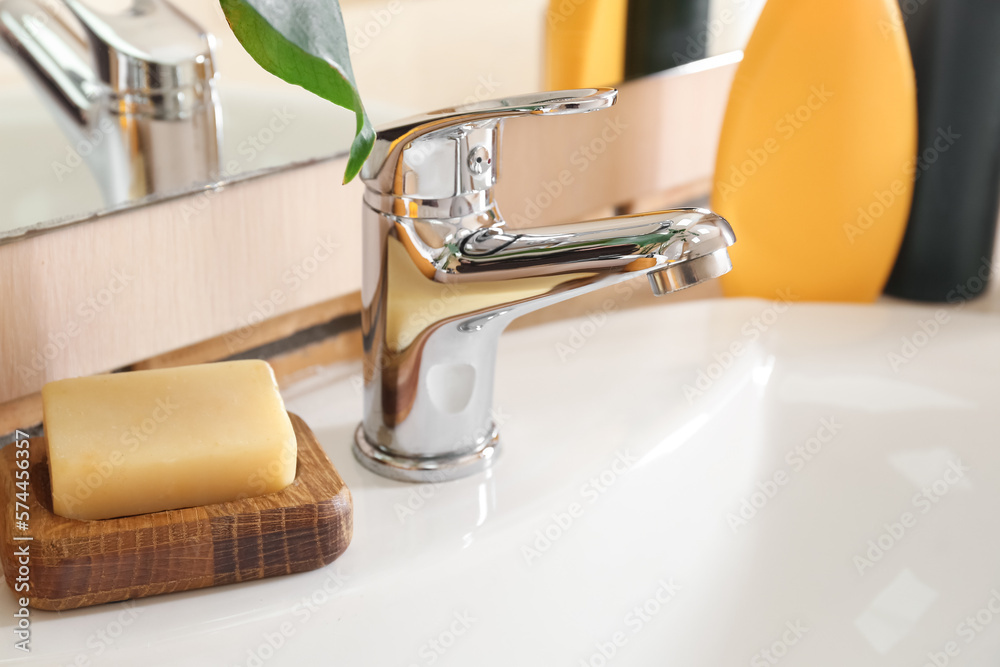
361,88,617,215
431,87,617,119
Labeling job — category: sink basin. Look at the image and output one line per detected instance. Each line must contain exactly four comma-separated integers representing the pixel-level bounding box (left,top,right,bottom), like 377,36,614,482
3,295,1000,665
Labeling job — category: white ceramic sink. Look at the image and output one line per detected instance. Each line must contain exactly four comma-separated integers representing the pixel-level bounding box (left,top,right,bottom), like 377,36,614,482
3,295,1000,665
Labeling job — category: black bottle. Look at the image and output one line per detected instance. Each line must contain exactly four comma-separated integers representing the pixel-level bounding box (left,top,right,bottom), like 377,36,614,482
884,0,1000,302
624,0,711,80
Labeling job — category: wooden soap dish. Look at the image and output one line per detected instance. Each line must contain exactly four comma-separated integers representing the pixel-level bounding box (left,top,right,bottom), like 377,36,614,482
0,413,352,611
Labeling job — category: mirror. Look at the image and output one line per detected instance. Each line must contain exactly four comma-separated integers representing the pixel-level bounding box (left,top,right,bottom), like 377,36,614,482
0,0,764,242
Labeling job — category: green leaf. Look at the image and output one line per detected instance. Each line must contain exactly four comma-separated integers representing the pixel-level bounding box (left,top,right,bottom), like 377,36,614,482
220,0,375,183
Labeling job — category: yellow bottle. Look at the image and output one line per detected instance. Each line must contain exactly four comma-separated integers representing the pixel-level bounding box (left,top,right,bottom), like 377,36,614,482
712,0,917,302
546,0,628,89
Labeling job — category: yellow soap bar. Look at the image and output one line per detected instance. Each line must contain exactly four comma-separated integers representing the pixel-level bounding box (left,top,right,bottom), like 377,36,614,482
42,360,296,521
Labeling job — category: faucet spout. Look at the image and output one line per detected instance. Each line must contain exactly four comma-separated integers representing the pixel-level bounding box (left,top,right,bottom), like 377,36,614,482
450,208,734,294
381,207,735,347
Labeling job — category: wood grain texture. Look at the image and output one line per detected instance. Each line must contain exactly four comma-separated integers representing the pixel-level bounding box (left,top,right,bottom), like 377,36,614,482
0,392,41,438
132,292,362,372
267,326,364,389
0,55,738,406
0,413,351,611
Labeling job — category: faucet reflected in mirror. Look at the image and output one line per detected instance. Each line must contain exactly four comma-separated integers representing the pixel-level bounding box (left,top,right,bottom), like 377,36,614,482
354,88,736,482
0,0,221,206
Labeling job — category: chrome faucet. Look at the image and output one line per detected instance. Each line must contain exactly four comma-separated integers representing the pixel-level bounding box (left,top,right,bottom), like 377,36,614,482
354,89,735,482
0,0,220,205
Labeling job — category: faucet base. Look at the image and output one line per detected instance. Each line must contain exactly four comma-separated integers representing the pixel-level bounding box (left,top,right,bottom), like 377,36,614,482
352,424,500,483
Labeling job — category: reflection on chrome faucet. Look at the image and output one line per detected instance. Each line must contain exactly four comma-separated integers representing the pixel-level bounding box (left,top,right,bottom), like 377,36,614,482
0,0,221,205
353,88,736,482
